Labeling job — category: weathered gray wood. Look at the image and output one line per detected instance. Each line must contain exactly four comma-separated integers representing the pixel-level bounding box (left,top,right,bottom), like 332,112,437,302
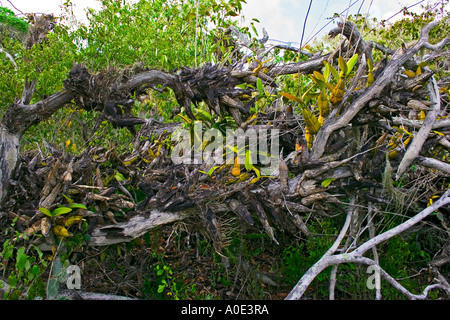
396,76,441,179
286,189,450,300
89,210,186,246
311,21,449,161
415,156,450,174
0,126,20,207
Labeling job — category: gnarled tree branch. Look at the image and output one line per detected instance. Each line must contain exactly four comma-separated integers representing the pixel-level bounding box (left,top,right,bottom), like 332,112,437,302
311,20,449,161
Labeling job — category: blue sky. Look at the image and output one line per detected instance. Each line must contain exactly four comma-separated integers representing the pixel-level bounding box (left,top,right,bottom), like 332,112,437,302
240,0,436,46
0,0,440,45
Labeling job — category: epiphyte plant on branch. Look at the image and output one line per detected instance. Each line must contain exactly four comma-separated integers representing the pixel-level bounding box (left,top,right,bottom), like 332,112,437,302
279,53,359,149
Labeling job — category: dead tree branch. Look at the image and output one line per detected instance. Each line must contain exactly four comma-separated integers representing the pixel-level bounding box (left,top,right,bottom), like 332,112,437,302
396,76,441,179
311,20,449,161
286,188,450,300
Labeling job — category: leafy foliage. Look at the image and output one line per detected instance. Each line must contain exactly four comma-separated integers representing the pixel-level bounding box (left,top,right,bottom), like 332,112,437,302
0,6,28,35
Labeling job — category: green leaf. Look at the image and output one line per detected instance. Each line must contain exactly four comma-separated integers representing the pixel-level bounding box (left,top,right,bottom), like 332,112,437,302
251,23,259,36
280,92,301,103
225,144,238,154
324,62,331,83
226,10,238,16
346,54,359,75
208,166,219,176
114,172,126,181
8,274,17,289
256,78,264,97
194,108,213,125
338,56,347,76
2,240,13,260
16,247,28,272
244,150,252,171
321,178,335,188
39,207,52,217
52,207,73,216
253,165,260,178
31,264,39,276
367,58,374,72
69,203,87,209
324,61,340,80
62,193,74,205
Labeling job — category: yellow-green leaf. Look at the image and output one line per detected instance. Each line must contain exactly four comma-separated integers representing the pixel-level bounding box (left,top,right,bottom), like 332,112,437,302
53,225,71,238
324,62,331,82
301,86,315,101
346,54,358,76
313,71,325,82
256,78,264,97
321,178,335,188
338,56,347,76
52,207,72,216
70,203,87,210
366,72,374,87
324,61,340,80
208,166,219,176
280,92,301,103
244,150,252,172
39,207,52,217
367,58,374,72
64,216,85,228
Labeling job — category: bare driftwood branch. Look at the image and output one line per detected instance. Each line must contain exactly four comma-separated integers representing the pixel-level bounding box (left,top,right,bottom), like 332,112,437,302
396,76,441,179
379,117,450,130
415,156,450,175
286,188,450,300
286,197,355,299
311,20,449,161
328,20,374,62
368,203,382,300
268,54,329,77
89,210,187,246
56,289,136,300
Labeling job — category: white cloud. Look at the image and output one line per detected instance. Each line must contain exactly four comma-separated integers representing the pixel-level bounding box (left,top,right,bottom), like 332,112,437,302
240,0,300,42
240,0,441,44
1,0,101,19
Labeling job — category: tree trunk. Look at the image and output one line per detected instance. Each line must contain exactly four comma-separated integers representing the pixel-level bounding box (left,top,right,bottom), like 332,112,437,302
0,91,72,208
0,125,20,207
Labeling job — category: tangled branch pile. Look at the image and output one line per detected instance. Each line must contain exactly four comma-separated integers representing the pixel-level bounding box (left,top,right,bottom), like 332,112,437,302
1,19,450,299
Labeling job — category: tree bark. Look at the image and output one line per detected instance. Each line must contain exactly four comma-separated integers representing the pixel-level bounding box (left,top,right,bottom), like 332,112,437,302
0,91,72,207
0,126,20,206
